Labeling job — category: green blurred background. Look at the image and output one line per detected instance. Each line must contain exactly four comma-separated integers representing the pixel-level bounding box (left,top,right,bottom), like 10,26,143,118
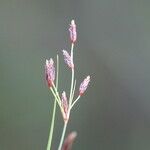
0,0,150,149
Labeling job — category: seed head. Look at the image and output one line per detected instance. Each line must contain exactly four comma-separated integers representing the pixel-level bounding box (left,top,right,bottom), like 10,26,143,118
62,50,74,69
69,20,77,43
45,58,55,87
79,76,90,96
61,91,69,122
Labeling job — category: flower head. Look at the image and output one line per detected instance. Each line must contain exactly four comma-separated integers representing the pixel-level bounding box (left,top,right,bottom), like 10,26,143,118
69,20,77,43
45,58,55,87
79,76,90,96
62,50,74,69
61,91,69,122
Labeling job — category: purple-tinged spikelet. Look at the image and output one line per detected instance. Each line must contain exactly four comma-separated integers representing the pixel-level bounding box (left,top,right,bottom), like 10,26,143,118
61,132,77,150
61,91,69,122
69,20,77,43
62,50,74,69
45,58,55,87
79,76,90,96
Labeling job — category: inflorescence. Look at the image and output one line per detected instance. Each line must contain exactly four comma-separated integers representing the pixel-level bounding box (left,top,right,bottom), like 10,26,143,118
45,20,91,150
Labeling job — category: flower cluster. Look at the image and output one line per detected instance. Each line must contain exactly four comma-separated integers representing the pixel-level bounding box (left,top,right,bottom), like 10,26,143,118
45,20,91,150
61,91,69,121
69,20,77,43
79,76,90,96
45,58,55,87
62,50,74,69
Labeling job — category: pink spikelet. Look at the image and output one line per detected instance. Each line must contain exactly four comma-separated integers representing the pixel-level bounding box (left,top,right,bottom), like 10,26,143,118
62,50,74,69
79,76,90,96
45,58,55,87
61,91,69,122
61,132,77,150
69,20,77,43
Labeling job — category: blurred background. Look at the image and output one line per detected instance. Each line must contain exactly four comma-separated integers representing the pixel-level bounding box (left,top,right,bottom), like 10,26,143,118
0,0,150,149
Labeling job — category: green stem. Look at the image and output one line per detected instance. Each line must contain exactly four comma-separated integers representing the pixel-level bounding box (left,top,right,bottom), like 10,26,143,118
46,100,57,150
52,82,61,103
71,80,76,101
46,55,59,150
70,95,81,110
57,43,74,150
58,121,68,150
50,88,61,107
69,43,75,107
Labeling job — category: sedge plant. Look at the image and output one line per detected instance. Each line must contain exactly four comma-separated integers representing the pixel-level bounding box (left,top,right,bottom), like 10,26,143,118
45,20,91,150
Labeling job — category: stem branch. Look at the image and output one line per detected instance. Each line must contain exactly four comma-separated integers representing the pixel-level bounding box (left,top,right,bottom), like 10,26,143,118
46,55,59,150
70,95,80,110
58,121,68,150
69,43,75,107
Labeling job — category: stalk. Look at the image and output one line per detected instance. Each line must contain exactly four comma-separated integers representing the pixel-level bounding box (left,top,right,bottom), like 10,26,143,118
58,121,68,150
70,95,81,110
69,43,75,107
46,55,59,150
58,43,75,150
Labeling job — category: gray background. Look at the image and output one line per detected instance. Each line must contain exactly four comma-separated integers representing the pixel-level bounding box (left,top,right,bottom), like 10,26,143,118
0,0,150,150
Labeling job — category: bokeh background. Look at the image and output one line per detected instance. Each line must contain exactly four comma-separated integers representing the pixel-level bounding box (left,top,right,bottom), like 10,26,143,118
0,0,150,150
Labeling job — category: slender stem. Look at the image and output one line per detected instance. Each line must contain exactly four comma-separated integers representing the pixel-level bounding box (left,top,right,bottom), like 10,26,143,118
70,95,81,110
58,121,68,150
52,82,61,103
57,43,74,150
46,100,57,150
69,43,75,107
56,55,59,88
70,69,74,105
46,55,59,150
50,88,61,107
71,80,76,101
71,43,74,62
